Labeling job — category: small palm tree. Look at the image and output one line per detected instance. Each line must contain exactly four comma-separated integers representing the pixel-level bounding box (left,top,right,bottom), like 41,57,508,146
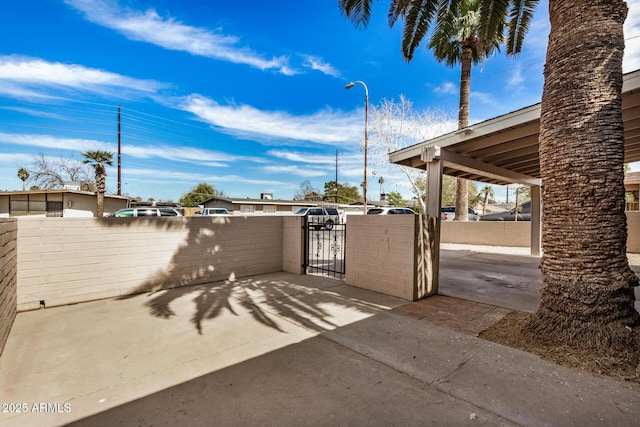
478,185,494,215
427,1,504,220
512,185,529,222
82,150,114,217
17,168,30,191
341,0,534,221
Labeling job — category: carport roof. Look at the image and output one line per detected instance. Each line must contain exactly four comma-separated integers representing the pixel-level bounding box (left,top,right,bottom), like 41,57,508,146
389,69,640,186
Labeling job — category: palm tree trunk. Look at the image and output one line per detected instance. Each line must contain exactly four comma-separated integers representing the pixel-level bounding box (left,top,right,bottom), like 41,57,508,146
97,192,105,218
96,166,106,218
482,192,488,215
530,0,639,358
454,47,472,221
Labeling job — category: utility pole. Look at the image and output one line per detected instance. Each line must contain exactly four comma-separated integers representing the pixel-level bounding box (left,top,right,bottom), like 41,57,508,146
117,105,121,196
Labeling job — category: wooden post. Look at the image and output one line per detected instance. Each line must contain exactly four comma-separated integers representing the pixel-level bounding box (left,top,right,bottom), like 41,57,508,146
414,156,443,299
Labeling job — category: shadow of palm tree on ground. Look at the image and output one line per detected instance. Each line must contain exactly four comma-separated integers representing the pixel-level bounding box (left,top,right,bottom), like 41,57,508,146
111,216,370,334
140,274,345,334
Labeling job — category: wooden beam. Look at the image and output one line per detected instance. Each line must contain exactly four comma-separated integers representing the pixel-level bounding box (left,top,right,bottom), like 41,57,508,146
437,147,541,186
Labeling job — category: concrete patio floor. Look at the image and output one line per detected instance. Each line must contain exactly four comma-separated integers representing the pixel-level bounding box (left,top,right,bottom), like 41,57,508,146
1,246,639,426
439,243,640,313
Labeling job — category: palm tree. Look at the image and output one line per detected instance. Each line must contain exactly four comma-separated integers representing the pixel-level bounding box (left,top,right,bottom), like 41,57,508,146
528,0,639,359
82,150,114,217
428,1,504,221
512,184,529,222
342,1,640,361
478,184,494,215
17,168,29,191
341,0,529,221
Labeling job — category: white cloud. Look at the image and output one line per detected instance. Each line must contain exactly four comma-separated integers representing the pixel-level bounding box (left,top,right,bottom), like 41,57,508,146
0,56,166,99
0,152,33,164
179,94,362,146
301,55,340,77
267,149,336,164
0,106,67,120
64,0,338,76
507,68,525,89
470,91,496,106
433,81,457,95
125,168,290,187
0,132,260,167
266,149,366,182
262,165,327,178
0,132,113,152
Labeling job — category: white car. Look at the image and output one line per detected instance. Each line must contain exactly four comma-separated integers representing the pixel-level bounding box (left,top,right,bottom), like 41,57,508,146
441,206,479,221
110,207,182,217
195,208,230,216
367,207,415,215
295,207,341,230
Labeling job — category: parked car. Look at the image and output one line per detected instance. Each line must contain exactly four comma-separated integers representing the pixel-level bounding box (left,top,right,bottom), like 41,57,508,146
441,206,479,221
480,200,531,221
194,208,229,216
367,207,415,215
294,207,341,230
109,207,182,217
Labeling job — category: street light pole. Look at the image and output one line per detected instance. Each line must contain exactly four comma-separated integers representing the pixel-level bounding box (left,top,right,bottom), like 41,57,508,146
345,80,368,214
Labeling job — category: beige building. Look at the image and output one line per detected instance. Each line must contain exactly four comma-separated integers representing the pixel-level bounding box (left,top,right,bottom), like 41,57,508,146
0,190,129,218
626,171,640,211
199,194,318,216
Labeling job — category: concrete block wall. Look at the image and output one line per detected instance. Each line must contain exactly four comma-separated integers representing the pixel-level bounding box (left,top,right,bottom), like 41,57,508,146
345,215,416,300
441,221,531,247
282,216,304,274
16,216,284,311
441,216,640,252
627,211,640,253
0,219,17,356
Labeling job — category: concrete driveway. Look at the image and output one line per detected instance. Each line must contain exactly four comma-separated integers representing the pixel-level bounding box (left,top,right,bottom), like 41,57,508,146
1,247,639,426
439,244,640,313
0,273,409,426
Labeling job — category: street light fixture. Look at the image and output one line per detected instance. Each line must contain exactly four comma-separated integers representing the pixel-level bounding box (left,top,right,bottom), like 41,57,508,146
345,80,369,214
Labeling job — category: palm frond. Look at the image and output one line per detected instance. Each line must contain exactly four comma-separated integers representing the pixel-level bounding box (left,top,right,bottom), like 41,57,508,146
401,0,441,61
389,0,412,27
506,0,539,55
339,0,374,29
478,0,509,53
82,150,114,166
428,9,462,67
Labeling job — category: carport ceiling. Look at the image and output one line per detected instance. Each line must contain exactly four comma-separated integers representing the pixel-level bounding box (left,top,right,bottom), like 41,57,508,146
389,69,640,186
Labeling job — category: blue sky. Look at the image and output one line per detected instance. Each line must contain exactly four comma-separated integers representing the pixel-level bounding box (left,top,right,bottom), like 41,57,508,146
1,0,640,203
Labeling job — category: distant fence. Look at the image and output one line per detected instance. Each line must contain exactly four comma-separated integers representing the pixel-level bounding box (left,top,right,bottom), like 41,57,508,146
440,212,640,252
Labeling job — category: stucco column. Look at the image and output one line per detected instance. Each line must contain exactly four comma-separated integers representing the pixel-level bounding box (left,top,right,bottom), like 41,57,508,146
530,185,542,257
415,159,443,298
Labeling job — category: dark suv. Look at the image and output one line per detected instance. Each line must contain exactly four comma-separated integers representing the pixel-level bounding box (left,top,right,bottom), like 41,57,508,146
480,200,531,221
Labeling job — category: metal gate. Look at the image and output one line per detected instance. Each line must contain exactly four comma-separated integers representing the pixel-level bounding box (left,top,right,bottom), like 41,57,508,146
303,217,346,279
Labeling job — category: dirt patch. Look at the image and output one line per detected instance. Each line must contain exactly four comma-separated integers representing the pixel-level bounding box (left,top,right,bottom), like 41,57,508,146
479,311,640,385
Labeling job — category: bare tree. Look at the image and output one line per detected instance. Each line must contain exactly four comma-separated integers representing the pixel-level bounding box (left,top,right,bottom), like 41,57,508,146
28,153,94,190
369,96,455,210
